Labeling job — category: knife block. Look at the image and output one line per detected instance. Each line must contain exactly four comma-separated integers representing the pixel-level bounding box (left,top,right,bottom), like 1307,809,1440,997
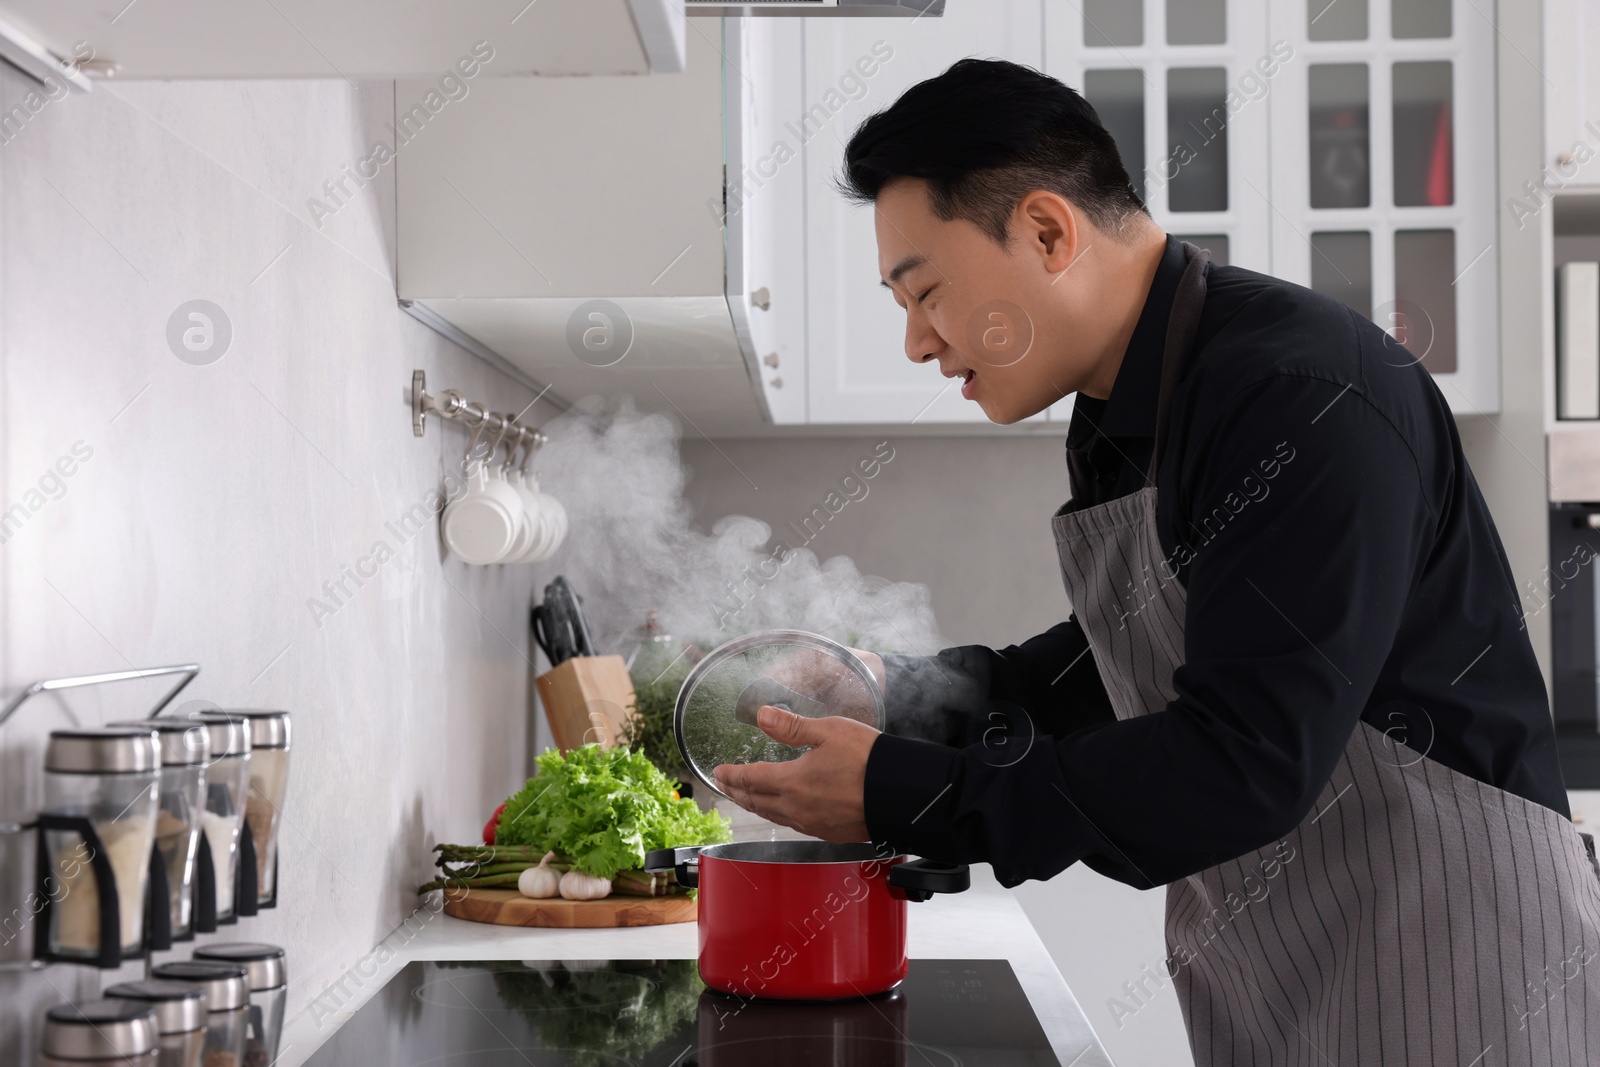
535,655,638,752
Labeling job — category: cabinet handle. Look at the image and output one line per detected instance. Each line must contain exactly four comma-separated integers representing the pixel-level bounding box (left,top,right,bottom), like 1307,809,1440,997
763,353,779,368
751,287,771,311
770,378,783,389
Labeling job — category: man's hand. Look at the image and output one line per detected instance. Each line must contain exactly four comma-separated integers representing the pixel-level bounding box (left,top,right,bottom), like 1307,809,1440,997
713,705,879,842
762,647,887,726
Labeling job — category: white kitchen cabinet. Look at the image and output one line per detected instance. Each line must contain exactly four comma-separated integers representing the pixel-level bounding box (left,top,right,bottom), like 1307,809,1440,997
1043,0,1274,422
1041,0,1499,414
1265,0,1499,413
728,18,811,425
1544,0,1600,187
0,0,686,79
395,29,776,436
798,1,1056,425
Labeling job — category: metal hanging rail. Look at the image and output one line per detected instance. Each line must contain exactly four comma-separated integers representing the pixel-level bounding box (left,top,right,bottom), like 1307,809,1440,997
411,369,549,448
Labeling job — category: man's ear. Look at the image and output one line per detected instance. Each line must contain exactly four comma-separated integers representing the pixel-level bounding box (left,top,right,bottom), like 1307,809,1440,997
1015,190,1082,276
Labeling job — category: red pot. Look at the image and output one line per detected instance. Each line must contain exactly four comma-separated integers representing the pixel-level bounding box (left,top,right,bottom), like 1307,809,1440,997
645,841,968,1001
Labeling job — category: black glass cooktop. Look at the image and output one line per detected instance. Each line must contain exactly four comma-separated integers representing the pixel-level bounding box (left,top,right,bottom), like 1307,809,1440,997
302,958,1060,1065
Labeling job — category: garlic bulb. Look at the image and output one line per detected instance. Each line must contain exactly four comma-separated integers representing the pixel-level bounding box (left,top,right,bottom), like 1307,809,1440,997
559,869,613,901
518,851,561,899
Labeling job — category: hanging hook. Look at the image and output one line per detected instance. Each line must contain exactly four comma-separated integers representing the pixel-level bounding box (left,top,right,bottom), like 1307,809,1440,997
519,430,545,474
464,415,490,470
489,416,517,474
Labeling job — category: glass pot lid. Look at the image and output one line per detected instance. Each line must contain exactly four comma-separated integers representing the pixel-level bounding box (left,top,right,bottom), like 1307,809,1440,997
674,630,883,799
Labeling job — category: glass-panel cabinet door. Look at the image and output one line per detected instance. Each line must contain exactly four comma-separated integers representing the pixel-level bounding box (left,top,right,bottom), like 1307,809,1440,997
801,1,1048,425
1044,0,1274,420
1268,0,1498,411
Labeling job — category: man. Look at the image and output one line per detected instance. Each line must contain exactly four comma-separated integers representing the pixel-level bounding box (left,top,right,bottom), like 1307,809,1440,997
714,58,1600,1064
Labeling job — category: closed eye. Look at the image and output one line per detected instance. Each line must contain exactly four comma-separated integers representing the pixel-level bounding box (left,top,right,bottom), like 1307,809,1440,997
915,285,936,305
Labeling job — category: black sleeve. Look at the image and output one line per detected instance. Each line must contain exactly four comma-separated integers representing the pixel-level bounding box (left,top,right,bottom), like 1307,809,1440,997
879,617,1116,747
863,375,1432,888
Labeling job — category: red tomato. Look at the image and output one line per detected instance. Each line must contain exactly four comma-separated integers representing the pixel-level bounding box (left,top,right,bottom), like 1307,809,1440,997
483,801,507,846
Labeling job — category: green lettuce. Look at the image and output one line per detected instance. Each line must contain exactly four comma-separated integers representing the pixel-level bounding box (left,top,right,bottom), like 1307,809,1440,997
494,744,731,879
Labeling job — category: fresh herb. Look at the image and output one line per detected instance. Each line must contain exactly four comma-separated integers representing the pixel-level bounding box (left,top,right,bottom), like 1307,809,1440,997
493,744,730,880
620,662,690,779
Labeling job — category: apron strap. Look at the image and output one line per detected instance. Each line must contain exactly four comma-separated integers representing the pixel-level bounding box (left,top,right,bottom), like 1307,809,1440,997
1147,243,1211,484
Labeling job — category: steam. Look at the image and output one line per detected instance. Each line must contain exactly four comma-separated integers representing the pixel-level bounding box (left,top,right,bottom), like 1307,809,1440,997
533,400,945,659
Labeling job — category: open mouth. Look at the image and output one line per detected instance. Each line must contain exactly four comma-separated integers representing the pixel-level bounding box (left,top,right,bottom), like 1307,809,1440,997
959,368,977,399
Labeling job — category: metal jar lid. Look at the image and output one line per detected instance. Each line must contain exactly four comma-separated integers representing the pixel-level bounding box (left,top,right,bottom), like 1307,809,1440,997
150,961,251,1011
224,709,291,750
44,728,160,775
674,629,884,799
187,713,252,761
41,999,158,1059
194,942,287,990
103,980,207,1034
106,720,211,767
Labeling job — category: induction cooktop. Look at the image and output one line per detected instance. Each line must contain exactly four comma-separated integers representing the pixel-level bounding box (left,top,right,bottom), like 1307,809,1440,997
301,958,1061,1065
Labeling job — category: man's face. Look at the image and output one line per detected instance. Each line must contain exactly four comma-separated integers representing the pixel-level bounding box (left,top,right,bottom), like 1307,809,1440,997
875,179,1075,424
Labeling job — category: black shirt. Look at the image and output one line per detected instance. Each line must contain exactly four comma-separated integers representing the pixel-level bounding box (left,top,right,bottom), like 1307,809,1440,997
863,235,1568,890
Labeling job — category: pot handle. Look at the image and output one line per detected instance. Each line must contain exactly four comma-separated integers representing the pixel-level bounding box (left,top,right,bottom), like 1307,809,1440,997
887,857,969,902
643,846,702,890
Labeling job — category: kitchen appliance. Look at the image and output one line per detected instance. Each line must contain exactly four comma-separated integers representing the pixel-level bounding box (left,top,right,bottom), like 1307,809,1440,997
674,630,882,799
193,942,288,1067
38,1000,159,1067
531,575,596,666
1549,503,1600,786
189,714,252,924
39,728,162,964
150,960,250,1067
227,710,291,907
107,719,208,941
646,841,967,999
103,980,207,1067
299,958,1060,1066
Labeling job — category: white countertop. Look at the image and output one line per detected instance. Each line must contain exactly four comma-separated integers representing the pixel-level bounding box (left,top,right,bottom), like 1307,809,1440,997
276,862,1113,1067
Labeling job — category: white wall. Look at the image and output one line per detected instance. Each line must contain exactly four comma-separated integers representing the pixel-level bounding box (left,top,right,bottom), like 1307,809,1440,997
681,434,1192,1067
0,72,559,1061
1457,0,1551,688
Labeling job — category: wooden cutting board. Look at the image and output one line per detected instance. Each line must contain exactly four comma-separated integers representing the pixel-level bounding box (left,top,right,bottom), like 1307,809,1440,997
441,888,696,928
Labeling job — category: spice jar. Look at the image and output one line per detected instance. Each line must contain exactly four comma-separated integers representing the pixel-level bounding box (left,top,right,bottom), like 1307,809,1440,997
104,980,207,1067
151,960,249,1067
189,714,251,924
228,711,290,906
109,720,209,941
193,943,286,1067
42,728,161,960
38,999,158,1066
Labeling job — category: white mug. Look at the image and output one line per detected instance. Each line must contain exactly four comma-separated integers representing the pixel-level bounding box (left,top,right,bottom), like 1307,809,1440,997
518,475,566,562
504,469,546,563
442,463,523,564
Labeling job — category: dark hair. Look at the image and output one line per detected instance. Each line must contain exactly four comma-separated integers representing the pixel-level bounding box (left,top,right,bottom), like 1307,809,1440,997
840,58,1148,242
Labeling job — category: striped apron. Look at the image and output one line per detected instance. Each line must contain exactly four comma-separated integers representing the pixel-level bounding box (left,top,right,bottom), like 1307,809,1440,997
1052,244,1600,1066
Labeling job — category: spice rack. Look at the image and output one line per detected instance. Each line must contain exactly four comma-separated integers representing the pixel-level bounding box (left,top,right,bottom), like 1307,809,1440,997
0,664,200,972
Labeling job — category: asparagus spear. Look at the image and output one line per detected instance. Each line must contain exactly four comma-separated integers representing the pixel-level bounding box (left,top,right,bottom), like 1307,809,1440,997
419,844,683,897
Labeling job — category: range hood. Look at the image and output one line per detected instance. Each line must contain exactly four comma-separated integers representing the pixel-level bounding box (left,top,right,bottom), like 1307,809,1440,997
686,0,943,16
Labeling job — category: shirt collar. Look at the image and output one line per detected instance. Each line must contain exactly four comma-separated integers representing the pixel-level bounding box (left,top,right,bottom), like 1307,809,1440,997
1066,234,1188,446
